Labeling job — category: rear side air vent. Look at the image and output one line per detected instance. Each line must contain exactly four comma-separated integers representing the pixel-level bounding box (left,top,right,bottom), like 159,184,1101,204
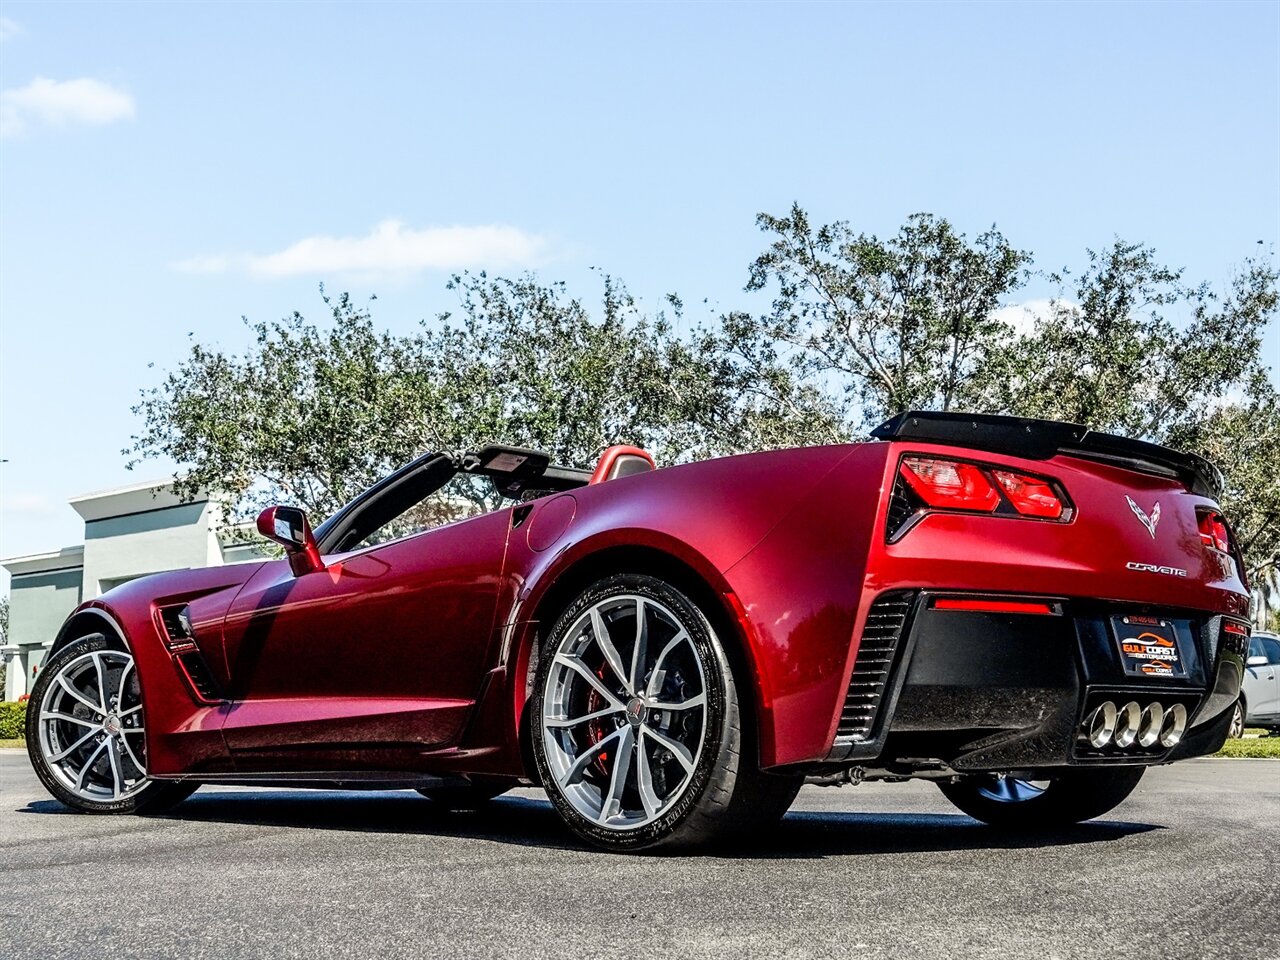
836,591,917,742
885,473,920,541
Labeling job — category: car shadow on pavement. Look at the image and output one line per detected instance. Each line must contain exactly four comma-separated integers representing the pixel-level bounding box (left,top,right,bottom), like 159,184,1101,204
735,810,1161,860
19,790,1163,859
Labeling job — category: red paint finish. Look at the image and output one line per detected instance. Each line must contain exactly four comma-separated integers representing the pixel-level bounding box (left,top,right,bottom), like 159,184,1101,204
49,427,1249,783
215,507,511,769
866,442,1248,617
76,565,265,775
526,494,576,552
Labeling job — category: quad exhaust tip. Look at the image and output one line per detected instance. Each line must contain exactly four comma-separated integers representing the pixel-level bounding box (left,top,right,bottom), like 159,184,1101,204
1080,700,1187,750
1113,701,1142,748
1138,703,1164,748
1084,701,1117,748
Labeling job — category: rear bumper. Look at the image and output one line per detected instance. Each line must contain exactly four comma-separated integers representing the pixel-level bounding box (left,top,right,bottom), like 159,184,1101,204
824,591,1249,773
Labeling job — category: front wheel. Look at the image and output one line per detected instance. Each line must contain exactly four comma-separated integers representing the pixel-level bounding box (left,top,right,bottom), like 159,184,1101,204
530,574,801,852
26,634,198,814
937,767,1145,829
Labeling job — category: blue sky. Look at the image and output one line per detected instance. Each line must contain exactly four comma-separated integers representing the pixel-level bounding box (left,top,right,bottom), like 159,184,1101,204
1,0,1278,584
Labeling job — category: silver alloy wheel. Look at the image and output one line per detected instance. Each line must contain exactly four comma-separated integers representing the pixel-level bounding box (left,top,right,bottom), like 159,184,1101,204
1228,701,1245,739
976,775,1052,803
541,594,708,829
38,649,148,802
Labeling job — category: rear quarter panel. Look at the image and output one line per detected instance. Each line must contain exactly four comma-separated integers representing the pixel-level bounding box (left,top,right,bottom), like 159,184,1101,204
463,444,885,774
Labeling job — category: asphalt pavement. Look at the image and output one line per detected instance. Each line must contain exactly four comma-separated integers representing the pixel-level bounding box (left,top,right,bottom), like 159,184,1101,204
0,750,1276,960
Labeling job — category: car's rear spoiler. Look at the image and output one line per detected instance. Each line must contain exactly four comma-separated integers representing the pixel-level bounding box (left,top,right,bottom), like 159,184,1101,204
871,410,1224,500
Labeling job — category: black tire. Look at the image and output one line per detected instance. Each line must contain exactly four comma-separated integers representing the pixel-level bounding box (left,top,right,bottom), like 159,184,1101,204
415,779,512,810
1228,699,1246,739
530,573,802,852
937,767,1146,829
26,634,199,815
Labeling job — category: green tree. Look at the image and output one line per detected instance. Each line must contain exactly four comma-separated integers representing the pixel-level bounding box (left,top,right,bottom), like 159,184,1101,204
736,210,1279,573
1253,559,1280,631
974,240,1280,573
127,275,812,526
734,204,1031,431
128,209,1279,582
130,288,439,525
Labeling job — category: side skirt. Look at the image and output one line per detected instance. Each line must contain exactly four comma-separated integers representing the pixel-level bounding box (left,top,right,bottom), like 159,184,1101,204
148,770,472,791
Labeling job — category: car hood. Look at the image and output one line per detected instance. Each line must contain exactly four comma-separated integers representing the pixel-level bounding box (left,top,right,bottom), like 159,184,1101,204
95,559,270,608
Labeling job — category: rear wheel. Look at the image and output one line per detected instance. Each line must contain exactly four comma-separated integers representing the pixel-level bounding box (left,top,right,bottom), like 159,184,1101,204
531,574,801,852
26,634,198,814
937,767,1145,829
1228,699,1246,739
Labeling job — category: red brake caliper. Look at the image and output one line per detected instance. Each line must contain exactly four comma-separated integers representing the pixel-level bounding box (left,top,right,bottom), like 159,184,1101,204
585,664,613,777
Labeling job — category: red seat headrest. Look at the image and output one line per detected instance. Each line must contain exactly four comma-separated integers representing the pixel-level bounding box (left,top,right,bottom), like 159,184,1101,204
589,445,656,484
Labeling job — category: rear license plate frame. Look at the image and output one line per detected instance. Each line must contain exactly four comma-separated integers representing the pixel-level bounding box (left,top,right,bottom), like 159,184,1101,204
1111,615,1187,679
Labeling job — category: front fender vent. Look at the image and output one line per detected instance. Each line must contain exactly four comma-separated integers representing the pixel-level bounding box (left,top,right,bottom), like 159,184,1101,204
157,604,195,649
157,605,224,703
175,650,223,704
836,591,917,742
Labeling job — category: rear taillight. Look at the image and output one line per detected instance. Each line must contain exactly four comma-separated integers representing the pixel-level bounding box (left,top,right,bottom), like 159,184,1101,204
992,470,1066,519
888,455,1072,541
900,458,1000,512
1198,510,1231,552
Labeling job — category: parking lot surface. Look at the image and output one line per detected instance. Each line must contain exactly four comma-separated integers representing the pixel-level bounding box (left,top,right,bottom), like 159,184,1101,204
1,751,1275,960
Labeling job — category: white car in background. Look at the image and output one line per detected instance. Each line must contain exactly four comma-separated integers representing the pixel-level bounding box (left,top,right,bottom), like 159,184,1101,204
1231,632,1280,737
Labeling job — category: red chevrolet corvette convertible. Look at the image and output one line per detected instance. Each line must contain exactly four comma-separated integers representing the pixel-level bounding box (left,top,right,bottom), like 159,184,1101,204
26,412,1251,850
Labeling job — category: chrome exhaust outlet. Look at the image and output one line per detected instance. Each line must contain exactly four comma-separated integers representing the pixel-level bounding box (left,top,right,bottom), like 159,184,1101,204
1082,701,1118,748
1138,703,1164,748
1113,701,1142,749
1159,703,1188,748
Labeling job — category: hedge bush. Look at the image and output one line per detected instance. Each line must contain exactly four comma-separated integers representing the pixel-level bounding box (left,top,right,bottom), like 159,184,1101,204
0,701,27,740
1214,735,1280,759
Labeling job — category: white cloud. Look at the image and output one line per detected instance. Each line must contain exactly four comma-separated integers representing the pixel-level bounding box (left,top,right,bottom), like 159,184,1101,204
175,220,551,279
992,298,1077,336
0,76,136,137
0,17,23,42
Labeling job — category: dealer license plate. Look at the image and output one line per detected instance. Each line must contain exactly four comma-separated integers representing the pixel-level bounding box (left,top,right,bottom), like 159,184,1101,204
1111,615,1186,679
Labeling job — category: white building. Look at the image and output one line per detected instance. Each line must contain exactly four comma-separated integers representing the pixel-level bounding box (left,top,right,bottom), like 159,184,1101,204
2,480,264,700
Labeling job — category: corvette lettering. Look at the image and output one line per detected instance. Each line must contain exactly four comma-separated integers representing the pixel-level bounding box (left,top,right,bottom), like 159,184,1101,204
1125,561,1187,577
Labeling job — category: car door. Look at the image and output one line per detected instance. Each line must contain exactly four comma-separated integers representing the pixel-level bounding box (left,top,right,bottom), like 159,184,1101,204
1245,636,1280,722
217,471,513,771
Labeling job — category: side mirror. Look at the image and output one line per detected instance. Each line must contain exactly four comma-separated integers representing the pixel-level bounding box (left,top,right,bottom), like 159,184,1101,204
1246,655,1268,668
256,506,323,577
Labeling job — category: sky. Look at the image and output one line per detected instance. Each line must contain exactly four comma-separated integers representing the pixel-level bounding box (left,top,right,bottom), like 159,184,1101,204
1,0,1278,590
